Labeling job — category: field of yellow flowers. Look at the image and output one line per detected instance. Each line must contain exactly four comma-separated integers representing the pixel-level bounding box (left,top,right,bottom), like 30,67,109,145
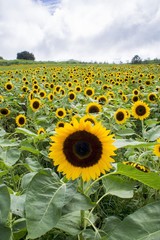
0,62,160,240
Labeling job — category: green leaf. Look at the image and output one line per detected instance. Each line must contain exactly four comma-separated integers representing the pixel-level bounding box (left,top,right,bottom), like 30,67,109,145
0,170,8,177
25,157,42,171
108,201,160,240
0,224,11,240
0,148,21,166
114,139,155,148
102,175,134,198
26,171,67,239
0,128,6,137
144,125,160,141
115,163,160,190
20,145,40,155
116,128,135,136
21,172,37,190
63,191,95,214
102,216,121,236
15,127,37,137
12,218,26,240
56,211,81,236
11,194,25,217
0,184,10,224
0,139,19,147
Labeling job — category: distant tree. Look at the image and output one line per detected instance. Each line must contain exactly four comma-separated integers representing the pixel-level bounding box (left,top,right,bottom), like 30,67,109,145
0,56,3,60
131,55,142,64
17,51,35,60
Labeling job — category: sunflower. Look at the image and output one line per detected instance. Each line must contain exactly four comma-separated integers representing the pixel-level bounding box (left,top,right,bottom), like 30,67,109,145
114,108,128,124
98,95,108,105
68,91,76,101
21,86,29,93
123,161,150,173
121,94,128,102
132,89,139,95
56,108,66,118
148,93,157,103
75,86,82,93
131,101,150,120
0,108,10,116
37,127,46,135
30,98,41,112
84,87,95,97
49,118,117,181
86,102,102,114
81,114,97,125
5,82,14,91
15,114,26,127
132,95,139,102
56,121,65,128
153,138,160,157
48,93,54,101
39,90,46,99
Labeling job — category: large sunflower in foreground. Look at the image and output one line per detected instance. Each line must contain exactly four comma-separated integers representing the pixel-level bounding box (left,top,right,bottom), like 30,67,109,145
131,101,150,120
49,118,117,181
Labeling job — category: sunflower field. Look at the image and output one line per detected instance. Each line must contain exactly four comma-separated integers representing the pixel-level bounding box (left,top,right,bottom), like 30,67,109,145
0,62,160,240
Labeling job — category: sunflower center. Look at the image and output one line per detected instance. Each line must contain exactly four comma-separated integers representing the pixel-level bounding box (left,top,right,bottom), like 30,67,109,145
58,110,64,116
19,117,25,124
7,84,12,90
73,141,91,159
1,108,8,115
69,93,75,100
33,101,40,109
116,112,124,121
63,130,102,167
89,106,99,113
136,105,146,116
149,95,155,101
86,90,93,96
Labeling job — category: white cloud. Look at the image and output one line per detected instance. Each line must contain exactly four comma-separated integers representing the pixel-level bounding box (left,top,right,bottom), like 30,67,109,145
0,0,160,62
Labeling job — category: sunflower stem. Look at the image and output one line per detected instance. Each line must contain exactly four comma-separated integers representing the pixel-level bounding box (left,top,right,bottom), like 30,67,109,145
141,119,145,137
79,178,85,240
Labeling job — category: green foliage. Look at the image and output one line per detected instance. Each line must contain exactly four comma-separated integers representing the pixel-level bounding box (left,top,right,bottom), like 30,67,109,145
107,201,160,240
0,62,159,239
17,51,35,61
131,55,142,64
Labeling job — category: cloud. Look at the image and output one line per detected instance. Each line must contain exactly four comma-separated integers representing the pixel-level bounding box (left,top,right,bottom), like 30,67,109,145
0,0,160,62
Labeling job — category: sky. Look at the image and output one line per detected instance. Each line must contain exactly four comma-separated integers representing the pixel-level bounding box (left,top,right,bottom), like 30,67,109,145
0,0,160,63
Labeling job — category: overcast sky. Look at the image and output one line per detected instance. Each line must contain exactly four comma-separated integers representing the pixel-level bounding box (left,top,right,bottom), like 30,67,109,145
0,0,160,63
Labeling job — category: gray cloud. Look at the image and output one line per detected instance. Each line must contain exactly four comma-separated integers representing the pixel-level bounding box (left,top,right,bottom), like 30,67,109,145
0,0,160,62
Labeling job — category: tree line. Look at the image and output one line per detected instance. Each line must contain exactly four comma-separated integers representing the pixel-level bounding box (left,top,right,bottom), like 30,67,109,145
0,52,160,64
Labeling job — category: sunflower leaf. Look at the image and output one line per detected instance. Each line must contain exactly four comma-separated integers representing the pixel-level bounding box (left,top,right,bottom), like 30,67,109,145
114,139,156,148
143,125,160,141
0,224,11,240
0,147,21,166
102,175,135,198
107,201,160,240
26,171,71,239
0,183,10,224
15,127,37,137
114,163,160,190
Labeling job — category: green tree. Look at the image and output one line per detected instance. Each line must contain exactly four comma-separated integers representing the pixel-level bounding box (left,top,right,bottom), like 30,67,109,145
131,55,142,64
17,51,35,60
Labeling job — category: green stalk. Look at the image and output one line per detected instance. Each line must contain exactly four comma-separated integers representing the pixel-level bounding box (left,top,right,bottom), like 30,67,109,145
79,178,85,240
